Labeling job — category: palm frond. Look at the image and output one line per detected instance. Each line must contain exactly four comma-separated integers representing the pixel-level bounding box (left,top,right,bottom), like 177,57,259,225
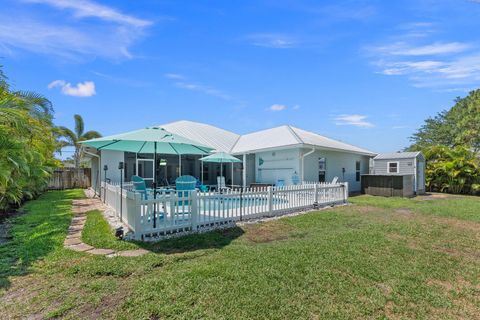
74,114,84,138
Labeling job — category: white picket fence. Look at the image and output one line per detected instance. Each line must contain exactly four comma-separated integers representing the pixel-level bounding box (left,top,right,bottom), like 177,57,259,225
101,181,348,240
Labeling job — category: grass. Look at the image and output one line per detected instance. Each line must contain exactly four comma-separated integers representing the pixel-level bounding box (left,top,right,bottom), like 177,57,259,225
0,190,479,319
82,210,138,251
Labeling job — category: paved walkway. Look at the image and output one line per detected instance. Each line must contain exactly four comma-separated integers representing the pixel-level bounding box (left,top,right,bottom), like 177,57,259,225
64,196,148,257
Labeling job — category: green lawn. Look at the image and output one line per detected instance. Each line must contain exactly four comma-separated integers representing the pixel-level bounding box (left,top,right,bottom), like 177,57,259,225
0,191,479,319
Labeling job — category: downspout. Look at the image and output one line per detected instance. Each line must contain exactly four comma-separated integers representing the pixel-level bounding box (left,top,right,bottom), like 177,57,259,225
301,147,315,182
242,153,247,188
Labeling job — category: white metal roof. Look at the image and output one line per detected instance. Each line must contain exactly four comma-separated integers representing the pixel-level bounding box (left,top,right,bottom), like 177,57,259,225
156,121,376,156
231,125,376,155
160,120,240,153
290,127,376,155
231,126,301,154
374,152,421,160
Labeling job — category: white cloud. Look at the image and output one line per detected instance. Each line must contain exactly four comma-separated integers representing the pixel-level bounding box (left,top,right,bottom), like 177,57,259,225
24,0,152,27
292,104,301,110
48,80,96,97
376,41,470,56
269,104,287,111
165,74,232,100
367,23,480,89
164,73,185,80
0,1,153,60
246,33,297,48
334,114,374,128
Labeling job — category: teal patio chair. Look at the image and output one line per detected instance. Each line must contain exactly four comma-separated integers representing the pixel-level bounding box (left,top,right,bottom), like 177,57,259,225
292,174,300,185
175,175,197,207
276,179,285,188
196,179,209,192
131,175,152,200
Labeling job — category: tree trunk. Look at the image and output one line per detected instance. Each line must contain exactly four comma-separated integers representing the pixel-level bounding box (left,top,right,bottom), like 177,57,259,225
74,147,81,168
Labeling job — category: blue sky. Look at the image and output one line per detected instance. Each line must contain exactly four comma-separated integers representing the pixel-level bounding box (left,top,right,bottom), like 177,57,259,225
2,0,480,157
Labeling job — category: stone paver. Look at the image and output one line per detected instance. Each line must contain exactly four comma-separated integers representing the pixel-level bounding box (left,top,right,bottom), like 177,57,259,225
64,238,82,246
68,243,94,252
88,248,115,255
63,190,148,257
114,249,149,257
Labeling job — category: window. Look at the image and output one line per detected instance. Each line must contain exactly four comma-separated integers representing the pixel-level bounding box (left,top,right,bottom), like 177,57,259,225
355,160,361,182
388,162,399,173
318,158,326,182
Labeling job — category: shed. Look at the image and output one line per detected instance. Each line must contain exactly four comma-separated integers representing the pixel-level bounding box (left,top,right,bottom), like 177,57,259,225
371,152,425,194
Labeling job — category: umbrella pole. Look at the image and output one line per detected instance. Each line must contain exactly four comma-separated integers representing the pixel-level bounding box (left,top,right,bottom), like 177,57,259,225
201,159,203,184
231,163,234,188
179,154,182,177
153,142,157,229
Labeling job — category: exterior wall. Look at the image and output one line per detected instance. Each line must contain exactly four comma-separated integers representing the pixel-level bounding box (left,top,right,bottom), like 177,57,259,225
254,148,301,185
90,156,100,194
100,150,124,184
303,149,370,192
372,158,416,175
243,154,256,186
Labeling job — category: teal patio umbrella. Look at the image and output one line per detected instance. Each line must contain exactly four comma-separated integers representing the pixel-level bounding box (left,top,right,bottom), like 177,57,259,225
80,126,212,155
81,126,213,185
199,152,241,185
81,126,213,228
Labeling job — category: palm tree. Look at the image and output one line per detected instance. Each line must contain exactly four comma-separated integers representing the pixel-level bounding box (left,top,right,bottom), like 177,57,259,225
58,114,101,168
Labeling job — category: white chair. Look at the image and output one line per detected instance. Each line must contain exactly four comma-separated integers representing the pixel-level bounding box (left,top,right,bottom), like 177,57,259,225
332,176,339,184
217,176,230,192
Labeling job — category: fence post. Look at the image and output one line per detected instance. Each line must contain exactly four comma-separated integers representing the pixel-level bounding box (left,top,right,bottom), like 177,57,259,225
343,182,349,203
267,186,273,216
133,193,143,240
190,190,199,231
116,185,121,219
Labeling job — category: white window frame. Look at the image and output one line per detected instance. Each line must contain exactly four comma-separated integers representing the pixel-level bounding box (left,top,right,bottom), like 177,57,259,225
387,161,399,173
355,160,361,181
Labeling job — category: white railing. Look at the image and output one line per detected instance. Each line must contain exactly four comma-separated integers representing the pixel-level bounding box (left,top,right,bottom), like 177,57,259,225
100,181,348,240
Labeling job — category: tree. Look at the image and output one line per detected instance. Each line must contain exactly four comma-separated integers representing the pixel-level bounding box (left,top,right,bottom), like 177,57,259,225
0,66,60,211
58,114,101,168
410,89,480,151
423,145,480,194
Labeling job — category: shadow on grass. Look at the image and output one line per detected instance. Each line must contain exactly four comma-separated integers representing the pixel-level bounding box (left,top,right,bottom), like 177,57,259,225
133,227,245,255
0,190,83,290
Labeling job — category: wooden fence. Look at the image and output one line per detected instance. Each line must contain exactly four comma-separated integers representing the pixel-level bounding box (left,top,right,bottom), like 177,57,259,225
47,168,91,190
102,181,348,240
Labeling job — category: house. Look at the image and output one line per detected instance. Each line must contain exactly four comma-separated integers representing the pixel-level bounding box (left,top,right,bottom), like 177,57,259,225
371,152,425,194
86,120,376,193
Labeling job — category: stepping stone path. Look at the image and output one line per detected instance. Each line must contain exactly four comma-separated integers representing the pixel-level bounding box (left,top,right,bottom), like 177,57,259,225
64,195,148,258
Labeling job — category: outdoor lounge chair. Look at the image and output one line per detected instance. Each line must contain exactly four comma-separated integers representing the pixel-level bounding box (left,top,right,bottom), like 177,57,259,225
332,176,339,184
196,179,209,192
131,175,152,200
276,179,285,188
217,176,230,192
291,174,300,185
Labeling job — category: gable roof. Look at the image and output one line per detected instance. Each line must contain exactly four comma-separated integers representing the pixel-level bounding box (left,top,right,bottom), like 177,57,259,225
231,125,376,155
157,121,376,156
160,120,240,153
374,152,422,160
